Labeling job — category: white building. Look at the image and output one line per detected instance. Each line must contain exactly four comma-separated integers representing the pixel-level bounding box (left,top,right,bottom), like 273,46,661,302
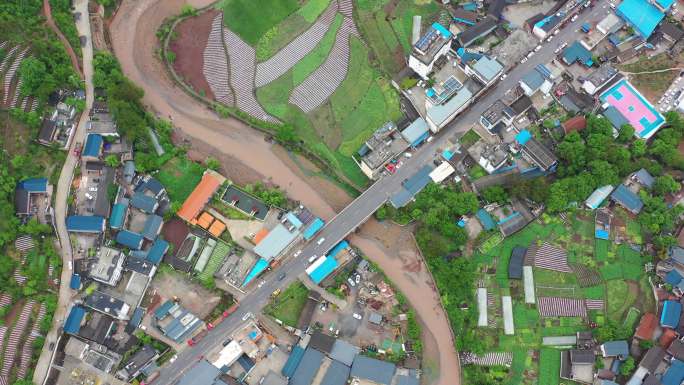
408,23,453,80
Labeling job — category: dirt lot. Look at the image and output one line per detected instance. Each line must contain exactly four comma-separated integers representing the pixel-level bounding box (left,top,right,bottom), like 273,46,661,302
151,269,220,318
169,9,218,100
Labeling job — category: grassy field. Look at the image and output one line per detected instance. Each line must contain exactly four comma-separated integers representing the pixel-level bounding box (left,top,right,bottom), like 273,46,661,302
157,156,205,203
265,281,310,327
257,36,402,187
539,349,561,385
619,53,680,102
355,0,442,74
218,0,300,46
255,0,332,61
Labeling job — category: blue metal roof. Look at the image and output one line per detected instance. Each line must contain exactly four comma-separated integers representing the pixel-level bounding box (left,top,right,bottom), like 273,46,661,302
17,178,48,192
586,185,614,209
602,340,629,357
243,258,269,286
83,134,103,157
476,209,496,231
142,214,163,240
350,355,396,385
562,41,593,66
401,118,430,147
70,273,81,290
665,270,683,285
320,360,351,385
291,348,325,385
327,241,349,258
286,212,304,229
595,229,610,240
116,230,144,250
610,184,643,213
426,87,473,127
128,307,144,330
657,0,675,10
131,192,158,214
66,215,105,233
282,346,306,377
303,218,325,240
64,306,86,334
147,238,169,264
109,202,127,229
471,56,503,82
663,359,684,385
309,256,339,284
154,300,174,320
661,300,682,328
616,0,664,38
634,168,655,189
603,106,630,129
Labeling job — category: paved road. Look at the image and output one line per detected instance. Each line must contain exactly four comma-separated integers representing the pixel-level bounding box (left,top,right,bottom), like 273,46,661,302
32,0,94,382
155,3,610,383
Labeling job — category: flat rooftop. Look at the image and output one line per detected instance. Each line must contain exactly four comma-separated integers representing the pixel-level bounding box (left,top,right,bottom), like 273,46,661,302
412,23,452,65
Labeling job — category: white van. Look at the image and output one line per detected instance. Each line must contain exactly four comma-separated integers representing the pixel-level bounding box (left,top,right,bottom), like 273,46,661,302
317,237,325,245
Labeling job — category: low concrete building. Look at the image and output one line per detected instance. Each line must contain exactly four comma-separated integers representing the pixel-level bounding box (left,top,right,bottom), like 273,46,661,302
408,23,452,80
354,122,409,180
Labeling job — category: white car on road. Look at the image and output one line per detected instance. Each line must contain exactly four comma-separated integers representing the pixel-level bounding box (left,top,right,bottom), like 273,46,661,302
352,313,362,320
316,237,325,245
242,312,253,321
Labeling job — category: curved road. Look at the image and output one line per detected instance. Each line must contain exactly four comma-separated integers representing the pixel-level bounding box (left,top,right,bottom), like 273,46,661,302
33,0,94,382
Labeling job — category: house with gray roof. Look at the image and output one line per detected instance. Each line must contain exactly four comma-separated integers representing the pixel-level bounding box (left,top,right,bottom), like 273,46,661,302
601,341,629,359
290,348,324,385
320,360,351,385
464,55,503,86
330,339,360,367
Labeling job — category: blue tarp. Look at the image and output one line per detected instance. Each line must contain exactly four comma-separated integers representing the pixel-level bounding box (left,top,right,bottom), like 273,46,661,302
457,219,466,227
516,130,532,145
147,238,169,264
432,22,452,38
661,300,682,328
286,212,304,229
303,218,324,240
64,306,86,334
66,215,105,233
442,150,454,160
309,256,339,284
595,229,610,240
327,241,349,258
282,346,305,377
70,273,81,290
476,209,496,231
83,134,103,157
462,2,477,11
243,258,269,286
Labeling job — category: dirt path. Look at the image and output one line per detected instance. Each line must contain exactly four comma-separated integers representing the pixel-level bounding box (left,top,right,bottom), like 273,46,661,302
109,1,461,384
43,0,83,78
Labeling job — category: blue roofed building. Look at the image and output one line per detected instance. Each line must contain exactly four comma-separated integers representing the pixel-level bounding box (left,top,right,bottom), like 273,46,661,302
15,177,49,216
307,256,340,284
600,340,629,359
519,67,553,97
320,360,350,385
146,238,169,264
131,192,159,214
303,218,325,241
662,359,684,385
70,273,82,290
425,86,474,131
350,355,396,385
153,300,203,342
66,215,105,233
476,209,496,231
533,14,563,39
400,118,430,147
116,230,144,250
327,240,349,258
610,184,644,214
602,106,631,130
290,348,325,385
661,300,682,329
142,214,164,240
83,133,103,159
616,0,665,38
282,346,305,377
631,168,655,189
665,270,683,286
561,41,593,66
669,246,684,265
64,306,86,334
109,199,128,230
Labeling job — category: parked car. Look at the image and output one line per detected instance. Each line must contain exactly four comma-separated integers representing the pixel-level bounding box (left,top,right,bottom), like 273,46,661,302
316,237,325,245
84,193,93,200
347,277,356,287
242,312,253,321
89,187,97,192
277,272,286,281
308,255,318,263
353,313,362,320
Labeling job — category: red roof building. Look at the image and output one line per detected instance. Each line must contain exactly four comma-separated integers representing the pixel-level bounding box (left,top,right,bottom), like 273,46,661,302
562,116,587,134
635,312,658,340
660,328,677,348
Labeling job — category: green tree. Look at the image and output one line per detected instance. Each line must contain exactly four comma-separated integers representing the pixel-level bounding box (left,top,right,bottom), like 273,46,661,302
653,175,680,196
631,140,647,158
205,157,221,171
482,186,508,204
276,125,297,145
620,356,636,376
617,124,635,143
104,154,120,167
